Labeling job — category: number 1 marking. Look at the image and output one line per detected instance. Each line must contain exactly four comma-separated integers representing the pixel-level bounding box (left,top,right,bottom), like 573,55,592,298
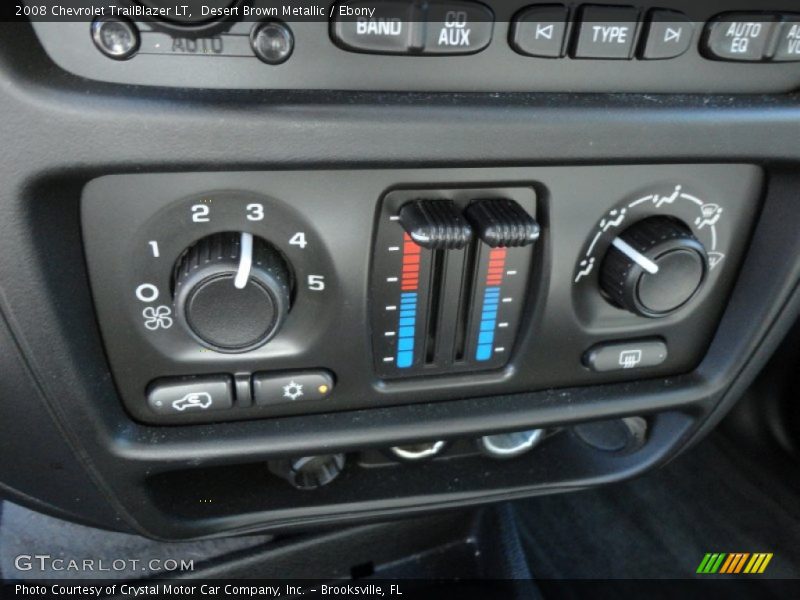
148,241,160,258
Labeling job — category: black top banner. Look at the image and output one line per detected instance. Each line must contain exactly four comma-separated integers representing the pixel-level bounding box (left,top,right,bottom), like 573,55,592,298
6,0,800,23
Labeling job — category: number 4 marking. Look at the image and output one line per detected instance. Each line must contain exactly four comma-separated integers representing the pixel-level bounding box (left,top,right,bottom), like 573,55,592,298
290,232,308,249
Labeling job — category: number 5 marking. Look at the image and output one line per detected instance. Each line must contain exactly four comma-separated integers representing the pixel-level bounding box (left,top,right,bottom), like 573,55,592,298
307,275,325,291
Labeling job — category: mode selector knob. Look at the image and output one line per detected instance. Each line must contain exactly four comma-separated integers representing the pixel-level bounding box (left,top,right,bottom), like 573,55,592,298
173,232,291,352
600,216,707,318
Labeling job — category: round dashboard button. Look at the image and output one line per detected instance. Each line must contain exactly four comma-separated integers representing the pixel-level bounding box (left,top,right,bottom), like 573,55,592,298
91,17,140,60
251,21,294,65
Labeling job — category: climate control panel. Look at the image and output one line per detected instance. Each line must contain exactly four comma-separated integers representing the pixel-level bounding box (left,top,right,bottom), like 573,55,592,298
81,166,761,425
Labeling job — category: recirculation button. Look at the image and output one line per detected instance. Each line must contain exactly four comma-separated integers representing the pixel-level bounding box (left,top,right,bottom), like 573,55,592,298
147,375,234,415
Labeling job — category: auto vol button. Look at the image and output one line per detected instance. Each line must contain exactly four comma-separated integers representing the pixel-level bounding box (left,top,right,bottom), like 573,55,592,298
772,18,800,62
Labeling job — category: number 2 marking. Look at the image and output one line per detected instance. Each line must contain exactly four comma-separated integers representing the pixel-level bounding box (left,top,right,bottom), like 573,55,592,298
191,204,210,223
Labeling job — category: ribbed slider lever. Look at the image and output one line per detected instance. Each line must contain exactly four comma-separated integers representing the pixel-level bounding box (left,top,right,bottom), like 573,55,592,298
464,199,540,248
398,200,473,250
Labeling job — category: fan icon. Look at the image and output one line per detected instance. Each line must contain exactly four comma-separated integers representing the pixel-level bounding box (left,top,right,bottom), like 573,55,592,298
142,305,173,330
282,380,304,401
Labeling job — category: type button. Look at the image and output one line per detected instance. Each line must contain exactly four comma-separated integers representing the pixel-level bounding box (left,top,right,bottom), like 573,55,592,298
574,5,640,59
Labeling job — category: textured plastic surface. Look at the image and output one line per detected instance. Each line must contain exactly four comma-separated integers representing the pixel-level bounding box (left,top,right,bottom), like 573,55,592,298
1,21,800,536
27,0,800,93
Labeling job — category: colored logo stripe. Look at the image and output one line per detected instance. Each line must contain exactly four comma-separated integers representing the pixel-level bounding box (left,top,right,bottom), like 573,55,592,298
697,553,773,574
697,553,726,574
476,248,507,361
397,234,421,369
744,553,773,574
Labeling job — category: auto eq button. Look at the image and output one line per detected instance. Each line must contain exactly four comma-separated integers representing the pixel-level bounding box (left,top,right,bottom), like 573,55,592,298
422,1,494,55
573,5,640,59
147,375,233,415
331,1,422,54
253,371,335,406
703,14,778,61
583,340,667,373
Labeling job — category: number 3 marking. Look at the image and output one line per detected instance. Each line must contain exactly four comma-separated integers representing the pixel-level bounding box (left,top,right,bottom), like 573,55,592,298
246,204,264,221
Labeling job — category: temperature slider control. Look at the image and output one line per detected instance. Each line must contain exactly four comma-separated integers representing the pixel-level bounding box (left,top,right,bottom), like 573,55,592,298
371,191,539,378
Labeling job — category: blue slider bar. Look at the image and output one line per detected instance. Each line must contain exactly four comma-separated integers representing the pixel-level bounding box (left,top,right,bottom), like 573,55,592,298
396,292,417,368
476,287,500,361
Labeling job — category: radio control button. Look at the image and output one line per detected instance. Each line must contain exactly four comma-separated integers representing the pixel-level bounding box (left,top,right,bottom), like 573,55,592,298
573,5,640,60
583,340,667,373
147,376,233,415
251,21,294,64
510,5,570,58
253,371,335,406
422,1,494,55
331,1,421,54
703,14,778,62
772,18,800,62
641,10,693,60
91,17,140,60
